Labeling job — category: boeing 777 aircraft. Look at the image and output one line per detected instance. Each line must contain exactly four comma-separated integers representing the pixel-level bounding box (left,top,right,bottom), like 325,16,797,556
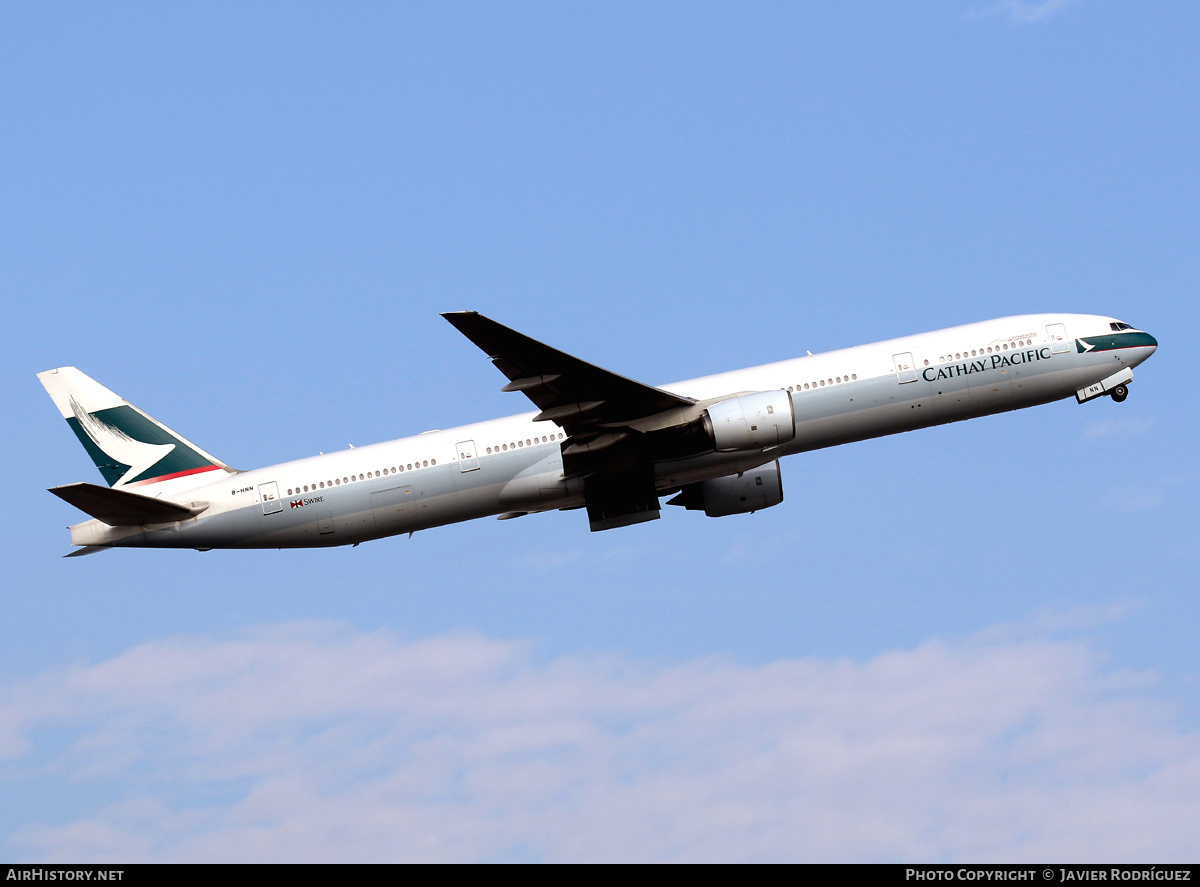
40,312,1156,554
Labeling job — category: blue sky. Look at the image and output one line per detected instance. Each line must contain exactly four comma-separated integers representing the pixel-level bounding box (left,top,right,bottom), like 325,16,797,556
2,1,1198,861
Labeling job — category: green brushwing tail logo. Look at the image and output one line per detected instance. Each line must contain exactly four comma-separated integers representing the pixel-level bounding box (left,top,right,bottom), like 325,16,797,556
65,397,217,487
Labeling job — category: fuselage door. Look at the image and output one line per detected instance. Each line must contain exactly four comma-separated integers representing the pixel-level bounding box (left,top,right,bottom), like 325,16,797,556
893,352,917,384
1047,323,1071,354
259,481,282,515
456,439,480,472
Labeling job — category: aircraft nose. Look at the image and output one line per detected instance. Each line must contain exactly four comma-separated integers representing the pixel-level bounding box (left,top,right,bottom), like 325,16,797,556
1135,329,1158,365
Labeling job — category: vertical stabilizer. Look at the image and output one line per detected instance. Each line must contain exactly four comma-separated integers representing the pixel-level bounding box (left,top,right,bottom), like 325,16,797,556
38,367,234,489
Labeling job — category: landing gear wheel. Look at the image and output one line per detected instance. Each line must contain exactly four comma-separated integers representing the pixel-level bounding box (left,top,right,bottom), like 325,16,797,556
1110,384,1129,403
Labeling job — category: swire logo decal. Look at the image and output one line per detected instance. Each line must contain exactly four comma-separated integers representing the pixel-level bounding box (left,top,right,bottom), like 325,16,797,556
291,499,304,509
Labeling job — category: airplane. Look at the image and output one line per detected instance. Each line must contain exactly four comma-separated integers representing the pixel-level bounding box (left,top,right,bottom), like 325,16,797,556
39,311,1157,554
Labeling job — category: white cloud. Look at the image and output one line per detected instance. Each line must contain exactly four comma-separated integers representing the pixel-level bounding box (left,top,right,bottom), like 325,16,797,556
1105,486,1166,511
973,0,1081,25
978,601,1143,640
1081,416,1154,441
1102,473,1196,513
2,619,1199,862
517,549,581,571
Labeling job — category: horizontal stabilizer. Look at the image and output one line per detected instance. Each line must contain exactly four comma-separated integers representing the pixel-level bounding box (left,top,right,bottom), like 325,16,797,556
63,546,110,558
49,482,206,526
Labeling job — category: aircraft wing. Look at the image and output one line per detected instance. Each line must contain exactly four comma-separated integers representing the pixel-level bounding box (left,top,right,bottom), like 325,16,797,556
441,311,695,437
443,312,704,531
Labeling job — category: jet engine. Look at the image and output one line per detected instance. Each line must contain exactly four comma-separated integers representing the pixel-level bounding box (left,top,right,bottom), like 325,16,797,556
702,390,796,452
667,461,784,517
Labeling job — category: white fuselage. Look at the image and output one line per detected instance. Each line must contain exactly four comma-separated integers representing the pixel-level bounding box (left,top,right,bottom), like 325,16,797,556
67,313,1157,550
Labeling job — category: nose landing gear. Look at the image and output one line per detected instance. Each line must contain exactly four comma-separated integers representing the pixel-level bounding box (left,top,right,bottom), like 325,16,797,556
1076,368,1134,404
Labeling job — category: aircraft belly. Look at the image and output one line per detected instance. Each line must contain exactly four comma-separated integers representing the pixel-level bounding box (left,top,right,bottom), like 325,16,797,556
772,357,1086,458
1067,350,1135,387
369,484,421,531
655,451,778,491
95,522,186,549
495,448,577,512
791,375,936,448
97,448,562,549
364,456,539,537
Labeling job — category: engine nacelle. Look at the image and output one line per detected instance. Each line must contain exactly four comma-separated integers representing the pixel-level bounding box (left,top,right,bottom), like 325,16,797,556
703,390,796,452
667,461,784,517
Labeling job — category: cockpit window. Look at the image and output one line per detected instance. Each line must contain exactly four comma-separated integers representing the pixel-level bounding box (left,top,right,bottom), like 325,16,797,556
1110,322,1134,331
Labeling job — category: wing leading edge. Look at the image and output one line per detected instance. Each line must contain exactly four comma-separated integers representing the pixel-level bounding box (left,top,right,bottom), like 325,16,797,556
442,311,703,530
440,311,694,436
